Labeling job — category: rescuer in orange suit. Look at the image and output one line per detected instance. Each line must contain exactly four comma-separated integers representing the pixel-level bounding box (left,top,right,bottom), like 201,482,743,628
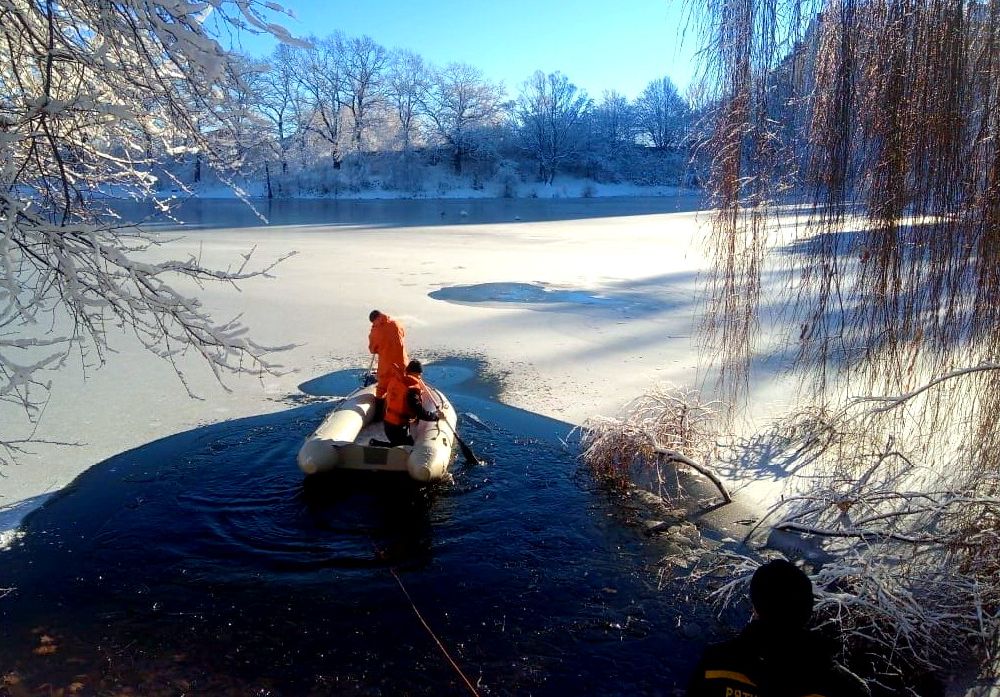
370,360,442,447
368,309,409,399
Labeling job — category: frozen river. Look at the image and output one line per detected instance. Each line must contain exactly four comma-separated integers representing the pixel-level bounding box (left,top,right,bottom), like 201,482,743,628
0,194,752,694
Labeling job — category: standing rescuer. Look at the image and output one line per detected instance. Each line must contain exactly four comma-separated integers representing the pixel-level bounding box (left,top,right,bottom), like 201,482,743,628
368,309,408,400
374,359,441,447
687,558,870,697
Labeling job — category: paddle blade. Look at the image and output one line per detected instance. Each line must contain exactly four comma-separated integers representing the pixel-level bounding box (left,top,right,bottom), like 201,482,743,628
455,434,481,465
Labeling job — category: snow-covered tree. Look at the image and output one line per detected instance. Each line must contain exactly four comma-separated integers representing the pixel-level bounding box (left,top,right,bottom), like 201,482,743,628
252,45,304,178
291,34,347,167
386,49,428,152
591,90,635,157
633,76,688,150
0,0,301,467
418,62,507,174
215,54,272,173
341,35,389,153
516,71,592,184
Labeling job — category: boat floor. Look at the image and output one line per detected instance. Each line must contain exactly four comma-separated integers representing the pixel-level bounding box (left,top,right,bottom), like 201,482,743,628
327,421,416,472
357,421,390,447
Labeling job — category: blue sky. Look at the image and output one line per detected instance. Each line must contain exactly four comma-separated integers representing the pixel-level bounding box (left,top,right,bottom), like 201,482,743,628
231,0,699,100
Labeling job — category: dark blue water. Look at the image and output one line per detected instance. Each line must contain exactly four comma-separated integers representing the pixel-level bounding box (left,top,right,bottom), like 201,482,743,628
0,365,730,695
102,194,705,230
429,282,619,307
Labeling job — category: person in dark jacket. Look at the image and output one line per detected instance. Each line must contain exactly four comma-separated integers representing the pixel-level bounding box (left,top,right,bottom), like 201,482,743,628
370,359,440,447
687,558,870,697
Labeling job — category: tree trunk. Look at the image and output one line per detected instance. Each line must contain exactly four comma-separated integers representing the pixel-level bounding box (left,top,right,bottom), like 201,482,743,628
265,161,273,200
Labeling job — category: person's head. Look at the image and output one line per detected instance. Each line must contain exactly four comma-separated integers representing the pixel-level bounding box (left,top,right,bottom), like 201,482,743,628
369,309,381,323
750,559,814,629
405,359,423,376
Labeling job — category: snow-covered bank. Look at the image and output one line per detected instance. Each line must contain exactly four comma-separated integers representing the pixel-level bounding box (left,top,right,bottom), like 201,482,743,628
154,174,698,203
0,198,796,535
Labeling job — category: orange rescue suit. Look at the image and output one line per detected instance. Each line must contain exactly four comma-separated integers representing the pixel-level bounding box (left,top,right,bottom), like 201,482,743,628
383,373,424,426
368,313,408,398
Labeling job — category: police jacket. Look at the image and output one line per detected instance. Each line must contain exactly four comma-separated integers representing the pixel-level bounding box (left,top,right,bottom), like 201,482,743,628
686,620,870,697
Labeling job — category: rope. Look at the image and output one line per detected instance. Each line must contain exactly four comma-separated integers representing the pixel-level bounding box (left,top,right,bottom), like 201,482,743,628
371,540,482,696
387,565,482,697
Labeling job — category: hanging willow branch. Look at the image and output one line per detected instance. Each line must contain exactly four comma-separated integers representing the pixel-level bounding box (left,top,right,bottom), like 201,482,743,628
693,0,1000,461
691,1,1000,681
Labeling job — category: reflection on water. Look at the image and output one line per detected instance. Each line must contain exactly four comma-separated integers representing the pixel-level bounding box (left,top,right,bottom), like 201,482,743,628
104,194,704,230
0,370,725,695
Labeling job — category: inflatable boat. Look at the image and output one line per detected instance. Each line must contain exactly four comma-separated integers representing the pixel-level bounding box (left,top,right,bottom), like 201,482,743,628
296,382,458,482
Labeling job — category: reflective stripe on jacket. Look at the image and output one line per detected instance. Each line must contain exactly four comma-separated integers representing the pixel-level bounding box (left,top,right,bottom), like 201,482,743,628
686,621,870,697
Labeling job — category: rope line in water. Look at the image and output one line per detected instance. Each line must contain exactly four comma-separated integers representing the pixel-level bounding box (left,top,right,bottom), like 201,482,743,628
370,539,481,696
387,565,482,697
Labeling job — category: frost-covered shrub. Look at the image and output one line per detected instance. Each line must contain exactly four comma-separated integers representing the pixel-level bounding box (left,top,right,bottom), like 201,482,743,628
382,153,424,194
623,148,686,186
579,387,720,495
496,161,519,198
695,397,1000,686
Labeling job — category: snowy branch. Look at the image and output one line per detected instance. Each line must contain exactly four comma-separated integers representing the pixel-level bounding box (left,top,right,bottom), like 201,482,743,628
851,363,1000,414
0,0,301,466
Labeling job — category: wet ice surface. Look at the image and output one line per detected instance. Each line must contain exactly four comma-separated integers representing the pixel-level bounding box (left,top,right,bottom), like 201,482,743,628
428,281,683,320
0,362,729,695
430,282,617,307
2,195,714,529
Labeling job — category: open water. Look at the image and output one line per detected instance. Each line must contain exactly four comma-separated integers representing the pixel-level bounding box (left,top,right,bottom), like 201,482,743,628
0,362,731,695
102,193,704,231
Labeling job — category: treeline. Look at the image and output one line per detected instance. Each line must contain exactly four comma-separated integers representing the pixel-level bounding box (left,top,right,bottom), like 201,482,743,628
173,33,699,197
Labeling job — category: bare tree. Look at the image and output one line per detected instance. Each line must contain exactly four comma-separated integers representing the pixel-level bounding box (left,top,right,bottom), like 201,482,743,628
386,49,428,152
418,62,507,174
634,76,689,150
291,34,346,167
591,90,635,158
341,35,389,153
515,71,592,184
695,0,1000,422
0,0,300,468
253,44,304,178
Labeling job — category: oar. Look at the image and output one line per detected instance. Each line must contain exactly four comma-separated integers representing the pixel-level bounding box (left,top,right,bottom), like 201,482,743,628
427,387,483,465
362,354,377,387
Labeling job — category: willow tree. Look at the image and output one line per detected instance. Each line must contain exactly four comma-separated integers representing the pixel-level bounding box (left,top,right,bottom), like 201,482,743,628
693,0,1000,678
697,0,1000,406
0,0,303,467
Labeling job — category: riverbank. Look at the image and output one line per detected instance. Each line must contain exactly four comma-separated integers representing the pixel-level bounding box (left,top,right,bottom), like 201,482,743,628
156,177,696,202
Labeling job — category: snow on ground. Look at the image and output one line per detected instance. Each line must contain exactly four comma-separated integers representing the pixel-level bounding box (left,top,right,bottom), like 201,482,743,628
0,196,800,537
